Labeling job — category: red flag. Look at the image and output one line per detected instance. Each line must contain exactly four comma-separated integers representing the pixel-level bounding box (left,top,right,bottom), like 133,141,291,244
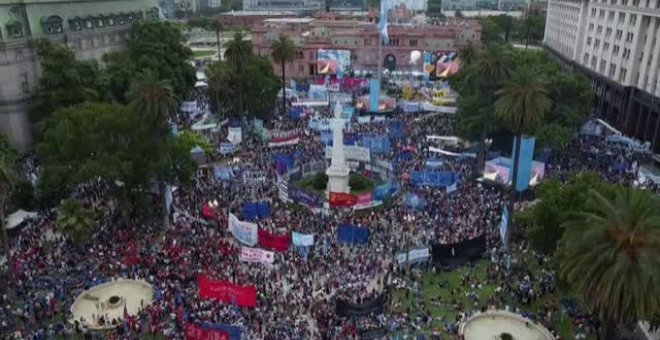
185,323,229,340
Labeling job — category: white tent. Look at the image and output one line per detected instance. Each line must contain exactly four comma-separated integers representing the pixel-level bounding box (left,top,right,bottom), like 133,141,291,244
4,210,38,230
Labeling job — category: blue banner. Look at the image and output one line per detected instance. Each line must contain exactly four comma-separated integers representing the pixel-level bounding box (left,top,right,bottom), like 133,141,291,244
273,153,295,171
373,179,397,201
241,202,271,221
410,171,458,187
292,232,315,246
369,79,380,113
425,158,444,169
289,187,322,208
219,143,237,155
361,135,391,154
214,166,234,181
387,120,405,140
289,107,303,120
199,322,242,340
510,136,535,192
337,224,370,245
499,206,509,246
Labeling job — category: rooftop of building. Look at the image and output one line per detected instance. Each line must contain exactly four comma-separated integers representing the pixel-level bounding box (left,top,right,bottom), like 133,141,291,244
219,10,299,16
263,17,315,23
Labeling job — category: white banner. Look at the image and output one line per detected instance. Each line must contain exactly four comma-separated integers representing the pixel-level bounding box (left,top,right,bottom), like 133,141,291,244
395,247,430,264
243,171,267,183
228,213,258,246
325,145,371,162
239,246,275,264
228,127,242,144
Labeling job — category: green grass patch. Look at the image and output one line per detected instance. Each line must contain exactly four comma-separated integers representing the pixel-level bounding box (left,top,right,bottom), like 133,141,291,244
391,259,596,339
192,50,216,58
296,172,376,194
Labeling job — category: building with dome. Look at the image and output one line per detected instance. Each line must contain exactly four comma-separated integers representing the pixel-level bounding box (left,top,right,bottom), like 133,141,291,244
0,0,160,151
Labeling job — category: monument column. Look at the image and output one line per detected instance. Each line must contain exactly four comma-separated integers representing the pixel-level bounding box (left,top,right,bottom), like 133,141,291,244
326,102,350,193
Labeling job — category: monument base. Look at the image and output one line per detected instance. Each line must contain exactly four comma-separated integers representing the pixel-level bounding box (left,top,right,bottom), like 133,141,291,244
326,167,350,193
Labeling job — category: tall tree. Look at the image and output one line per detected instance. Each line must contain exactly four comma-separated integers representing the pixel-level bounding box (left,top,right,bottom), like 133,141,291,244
473,44,513,173
30,40,106,126
128,70,178,228
56,199,96,244
224,31,253,116
0,137,16,257
494,65,552,243
129,21,196,99
559,188,660,338
37,103,156,213
211,18,224,58
271,35,297,115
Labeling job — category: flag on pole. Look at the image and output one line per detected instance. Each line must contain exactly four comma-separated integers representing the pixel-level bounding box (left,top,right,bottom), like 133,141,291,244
379,0,389,44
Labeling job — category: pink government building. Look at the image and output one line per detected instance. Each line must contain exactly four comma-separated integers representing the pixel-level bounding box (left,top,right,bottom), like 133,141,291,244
250,12,482,79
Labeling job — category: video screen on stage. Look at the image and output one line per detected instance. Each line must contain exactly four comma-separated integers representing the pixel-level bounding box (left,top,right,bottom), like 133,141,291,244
317,49,351,75
423,51,461,80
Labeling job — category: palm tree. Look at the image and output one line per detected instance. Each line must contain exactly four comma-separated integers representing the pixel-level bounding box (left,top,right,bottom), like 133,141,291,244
271,35,297,116
128,70,178,228
458,42,477,68
211,18,224,59
559,188,660,338
473,44,513,173
57,199,96,244
224,31,253,117
494,65,551,243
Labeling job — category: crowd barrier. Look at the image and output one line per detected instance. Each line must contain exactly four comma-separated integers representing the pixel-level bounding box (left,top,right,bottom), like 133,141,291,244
335,294,387,317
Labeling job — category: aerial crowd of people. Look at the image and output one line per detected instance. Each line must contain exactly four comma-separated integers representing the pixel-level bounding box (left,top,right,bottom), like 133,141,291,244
0,81,657,340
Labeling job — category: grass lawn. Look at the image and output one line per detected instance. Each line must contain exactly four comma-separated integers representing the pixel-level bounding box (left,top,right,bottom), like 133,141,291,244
192,50,216,58
391,259,596,339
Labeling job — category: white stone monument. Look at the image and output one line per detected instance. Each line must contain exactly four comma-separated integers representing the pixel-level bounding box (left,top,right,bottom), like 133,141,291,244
326,102,350,193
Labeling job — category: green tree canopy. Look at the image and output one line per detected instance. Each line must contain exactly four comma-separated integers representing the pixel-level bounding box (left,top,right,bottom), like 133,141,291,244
129,21,196,99
30,40,107,126
56,198,97,244
517,172,614,254
559,187,660,336
36,102,158,206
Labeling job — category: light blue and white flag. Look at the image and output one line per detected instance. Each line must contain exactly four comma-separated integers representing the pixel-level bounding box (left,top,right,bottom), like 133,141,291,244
379,0,389,44
499,206,509,246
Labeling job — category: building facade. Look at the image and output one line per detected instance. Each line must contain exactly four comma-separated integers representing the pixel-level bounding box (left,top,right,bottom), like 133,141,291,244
251,17,481,78
242,0,322,13
544,0,660,151
0,0,160,151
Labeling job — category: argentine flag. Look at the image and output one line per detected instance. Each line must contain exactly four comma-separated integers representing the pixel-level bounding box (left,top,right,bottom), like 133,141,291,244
379,0,389,44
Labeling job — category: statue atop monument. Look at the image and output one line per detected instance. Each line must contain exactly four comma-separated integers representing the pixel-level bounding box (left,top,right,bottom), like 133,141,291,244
326,102,350,193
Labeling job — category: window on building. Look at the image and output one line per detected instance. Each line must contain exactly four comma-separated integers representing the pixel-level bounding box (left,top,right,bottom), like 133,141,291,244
620,67,627,82
363,38,371,46
619,12,625,23
595,39,601,48
105,16,115,26
632,0,639,5
606,27,612,36
147,7,160,20
117,15,126,25
591,56,597,68
604,42,610,50
622,0,628,5
613,45,620,55
409,39,417,47
41,16,64,34
97,17,105,28
630,14,637,25
599,9,605,18
591,8,597,16
609,63,616,77
608,11,614,20
616,29,623,39
584,53,589,64
20,72,29,94
589,23,594,31
626,32,634,42
587,37,592,45
623,48,631,58
6,21,23,38
599,59,606,72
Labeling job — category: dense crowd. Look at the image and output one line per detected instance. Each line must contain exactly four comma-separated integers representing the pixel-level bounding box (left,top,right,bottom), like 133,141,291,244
1,84,657,340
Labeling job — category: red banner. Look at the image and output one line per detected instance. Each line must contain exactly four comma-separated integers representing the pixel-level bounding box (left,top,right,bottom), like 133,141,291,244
185,323,229,340
197,276,257,308
354,193,373,209
258,229,291,252
329,192,357,207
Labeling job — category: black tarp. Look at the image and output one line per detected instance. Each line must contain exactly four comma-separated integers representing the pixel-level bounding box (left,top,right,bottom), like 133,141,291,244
359,327,387,340
431,234,487,266
335,294,386,317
